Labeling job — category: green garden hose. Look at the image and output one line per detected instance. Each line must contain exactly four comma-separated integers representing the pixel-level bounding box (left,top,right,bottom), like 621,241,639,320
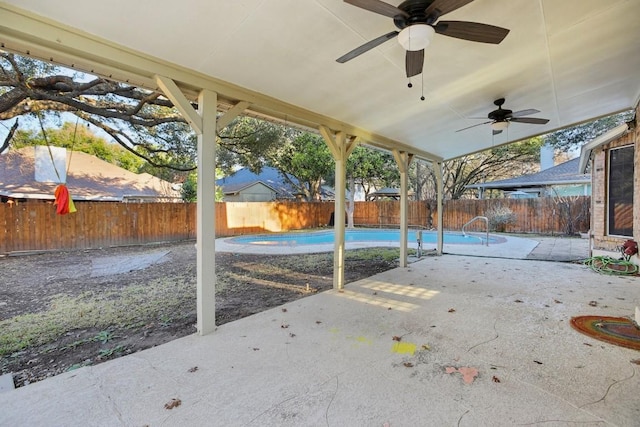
583,256,639,275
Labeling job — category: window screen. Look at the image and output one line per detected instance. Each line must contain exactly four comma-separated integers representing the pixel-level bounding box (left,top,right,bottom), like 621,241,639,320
608,146,634,236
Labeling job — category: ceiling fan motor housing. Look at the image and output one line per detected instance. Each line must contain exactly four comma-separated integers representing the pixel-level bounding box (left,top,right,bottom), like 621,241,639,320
488,98,512,121
394,0,440,29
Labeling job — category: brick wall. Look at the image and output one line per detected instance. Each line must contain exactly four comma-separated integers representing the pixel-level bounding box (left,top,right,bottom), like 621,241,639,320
590,103,639,260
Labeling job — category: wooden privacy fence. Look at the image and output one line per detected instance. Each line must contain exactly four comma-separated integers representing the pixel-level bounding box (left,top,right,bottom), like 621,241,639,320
0,197,589,253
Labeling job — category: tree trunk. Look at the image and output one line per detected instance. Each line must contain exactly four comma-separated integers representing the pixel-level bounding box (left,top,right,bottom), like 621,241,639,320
346,176,355,228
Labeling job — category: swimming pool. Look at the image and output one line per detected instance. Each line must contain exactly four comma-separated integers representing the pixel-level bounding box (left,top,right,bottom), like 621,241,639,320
227,229,501,246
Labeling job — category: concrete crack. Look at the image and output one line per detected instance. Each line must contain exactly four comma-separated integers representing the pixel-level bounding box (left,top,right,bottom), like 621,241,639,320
325,376,338,427
579,366,636,409
467,319,499,353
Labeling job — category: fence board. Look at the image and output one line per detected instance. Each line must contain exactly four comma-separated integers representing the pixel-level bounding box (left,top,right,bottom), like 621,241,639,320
0,197,590,254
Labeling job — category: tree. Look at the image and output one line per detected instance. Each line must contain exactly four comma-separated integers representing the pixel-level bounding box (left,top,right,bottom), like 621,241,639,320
412,138,544,200
216,116,287,175
266,132,334,201
11,122,144,172
545,110,634,152
1,52,284,175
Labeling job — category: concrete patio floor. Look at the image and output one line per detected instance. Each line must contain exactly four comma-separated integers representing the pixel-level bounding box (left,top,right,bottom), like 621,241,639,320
1,249,638,426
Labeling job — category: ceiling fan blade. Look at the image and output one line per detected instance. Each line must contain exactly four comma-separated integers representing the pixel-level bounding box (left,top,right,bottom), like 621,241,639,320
493,129,503,136
456,121,492,132
510,117,550,125
406,49,424,77
511,109,540,118
435,21,510,44
425,0,475,18
344,0,409,18
336,31,399,63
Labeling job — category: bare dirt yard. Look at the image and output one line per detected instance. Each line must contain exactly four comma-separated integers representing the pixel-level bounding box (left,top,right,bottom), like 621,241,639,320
0,241,401,388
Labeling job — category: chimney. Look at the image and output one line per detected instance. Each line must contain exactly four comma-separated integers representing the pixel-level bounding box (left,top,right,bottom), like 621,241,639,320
540,144,555,171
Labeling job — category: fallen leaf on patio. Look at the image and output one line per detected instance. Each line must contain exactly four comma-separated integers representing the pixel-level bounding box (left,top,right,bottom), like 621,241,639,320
403,362,414,367
492,376,501,383
281,323,289,329
630,359,640,365
533,360,543,365
445,367,457,374
388,307,392,310
282,308,288,312
373,291,378,295
289,333,296,338
421,344,431,351
588,301,598,307
583,342,592,347
252,348,260,351
448,308,456,313
315,321,322,324
514,299,523,303
392,336,402,342
554,299,562,304
457,367,479,384
187,366,198,373
164,398,181,410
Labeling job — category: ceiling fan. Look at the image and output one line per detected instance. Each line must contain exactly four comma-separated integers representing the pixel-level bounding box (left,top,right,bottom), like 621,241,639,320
456,98,550,135
336,0,510,78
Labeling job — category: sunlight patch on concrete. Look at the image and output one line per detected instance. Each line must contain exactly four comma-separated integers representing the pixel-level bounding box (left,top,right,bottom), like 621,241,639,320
359,280,440,300
331,289,420,312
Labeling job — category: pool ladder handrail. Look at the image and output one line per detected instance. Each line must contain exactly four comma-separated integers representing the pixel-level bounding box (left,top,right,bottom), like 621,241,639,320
462,216,489,246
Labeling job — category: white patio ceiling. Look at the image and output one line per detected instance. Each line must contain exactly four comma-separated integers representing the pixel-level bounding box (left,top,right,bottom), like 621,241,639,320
1,0,639,161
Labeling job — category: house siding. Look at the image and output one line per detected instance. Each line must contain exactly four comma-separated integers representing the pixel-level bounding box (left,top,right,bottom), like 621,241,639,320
590,102,639,263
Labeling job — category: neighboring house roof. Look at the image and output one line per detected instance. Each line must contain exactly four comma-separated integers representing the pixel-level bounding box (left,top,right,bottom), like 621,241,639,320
217,166,338,200
217,166,298,199
467,158,590,190
221,180,277,196
0,147,179,201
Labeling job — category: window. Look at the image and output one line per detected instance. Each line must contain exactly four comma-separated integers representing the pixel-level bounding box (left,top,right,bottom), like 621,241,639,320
608,146,634,236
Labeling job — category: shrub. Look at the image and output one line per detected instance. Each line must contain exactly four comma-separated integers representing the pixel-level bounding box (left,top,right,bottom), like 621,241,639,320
486,204,517,232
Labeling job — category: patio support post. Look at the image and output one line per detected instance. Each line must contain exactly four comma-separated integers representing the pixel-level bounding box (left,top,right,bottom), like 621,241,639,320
320,126,358,289
393,150,413,267
195,89,218,335
155,75,217,335
435,161,444,255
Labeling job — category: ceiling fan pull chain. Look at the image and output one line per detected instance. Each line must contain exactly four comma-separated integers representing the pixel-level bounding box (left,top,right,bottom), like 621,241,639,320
420,72,425,101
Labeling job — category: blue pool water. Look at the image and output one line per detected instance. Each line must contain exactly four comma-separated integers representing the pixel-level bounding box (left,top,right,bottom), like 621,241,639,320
228,229,499,246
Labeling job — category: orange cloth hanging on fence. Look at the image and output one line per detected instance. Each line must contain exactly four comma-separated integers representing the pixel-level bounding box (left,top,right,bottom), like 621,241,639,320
54,184,77,215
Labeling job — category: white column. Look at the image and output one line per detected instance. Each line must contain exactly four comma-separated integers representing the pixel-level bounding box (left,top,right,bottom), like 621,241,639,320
196,89,217,335
334,138,347,289
393,150,412,267
435,161,444,255
320,127,358,290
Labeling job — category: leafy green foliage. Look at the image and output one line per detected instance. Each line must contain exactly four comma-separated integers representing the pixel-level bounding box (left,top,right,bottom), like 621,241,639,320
346,146,399,199
545,111,634,151
11,122,145,172
267,132,334,201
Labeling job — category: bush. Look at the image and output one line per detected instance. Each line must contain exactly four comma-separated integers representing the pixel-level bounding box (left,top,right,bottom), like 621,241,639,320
486,204,517,232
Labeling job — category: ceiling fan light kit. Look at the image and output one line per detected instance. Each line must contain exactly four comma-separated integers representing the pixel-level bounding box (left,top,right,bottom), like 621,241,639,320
398,24,434,51
491,121,509,132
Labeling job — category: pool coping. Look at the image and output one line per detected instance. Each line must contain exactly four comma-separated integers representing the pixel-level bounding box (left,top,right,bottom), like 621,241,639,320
215,230,539,259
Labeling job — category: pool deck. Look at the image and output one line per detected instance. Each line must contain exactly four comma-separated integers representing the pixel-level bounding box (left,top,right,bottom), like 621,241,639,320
216,232,589,262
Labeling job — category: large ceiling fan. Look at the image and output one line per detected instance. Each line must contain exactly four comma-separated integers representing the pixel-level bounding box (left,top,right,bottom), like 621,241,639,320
456,98,550,135
336,0,510,78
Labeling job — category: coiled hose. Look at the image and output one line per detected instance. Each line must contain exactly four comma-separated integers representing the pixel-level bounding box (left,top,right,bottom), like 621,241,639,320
583,256,639,275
